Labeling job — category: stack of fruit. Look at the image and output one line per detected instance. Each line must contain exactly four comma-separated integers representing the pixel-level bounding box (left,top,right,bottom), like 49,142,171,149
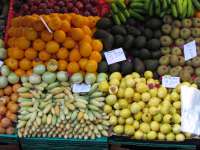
0,39,6,60
17,64,109,139
99,71,196,141
0,0,9,38
6,13,103,76
158,16,200,87
95,17,162,75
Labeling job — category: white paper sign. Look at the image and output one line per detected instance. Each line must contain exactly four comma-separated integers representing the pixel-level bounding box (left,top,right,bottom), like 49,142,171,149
39,16,52,33
72,83,91,93
0,61,3,67
104,48,126,65
162,76,180,88
181,86,200,135
184,40,197,61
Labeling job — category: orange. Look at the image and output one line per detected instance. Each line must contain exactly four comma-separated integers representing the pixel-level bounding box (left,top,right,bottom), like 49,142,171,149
41,30,53,42
82,26,92,36
33,20,45,32
15,69,26,76
89,51,102,63
63,37,75,49
7,27,16,37
48,16,62,31
92,39,103,52
70,28,84,41
8,47,24,60
67,62,80,73
80,42,92,57
71,15,86,28
5,58,18,70
7,37,16,47
46,41,60,53
16,37,30,50
54,30,66,43
60,20,71,32
25,48,37,60
88,16,100,28
79,58,88,71
19,58,32,71
24,28,38,41
57,48,69,59
39,51,51,61
69,48,81,62
80,35,92,44
58,60,68,71
26,70,33,76
33,39,45,51
85,60,97,73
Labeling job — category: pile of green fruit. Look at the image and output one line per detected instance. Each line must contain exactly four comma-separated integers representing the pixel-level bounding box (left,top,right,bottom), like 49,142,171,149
99,71,197,141
0,39,6,60
158,16,200,87
95,17,163,75
17,65,110,139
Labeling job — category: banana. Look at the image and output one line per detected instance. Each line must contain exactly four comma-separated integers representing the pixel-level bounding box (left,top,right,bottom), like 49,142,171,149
187,0,193,17
177,0,183,16
149,1,154,16
130,2,144,9
155,0,161,16
192,0,200,10
182,0,188,18
145,0,151,10
171,3,178,18
129,10,145,21
162,0,168,10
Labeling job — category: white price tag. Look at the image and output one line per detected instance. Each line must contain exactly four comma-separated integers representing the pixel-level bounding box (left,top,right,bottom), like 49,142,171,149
184,40,197,61
0,61,3,67
104,48,126,65
181,86,200,135
72,83,91,93
162,76,180,88
39,16,52,33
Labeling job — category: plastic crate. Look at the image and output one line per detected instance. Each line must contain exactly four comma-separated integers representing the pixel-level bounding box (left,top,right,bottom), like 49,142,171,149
109,136,199,150
0,134,19,145
20,137,108,150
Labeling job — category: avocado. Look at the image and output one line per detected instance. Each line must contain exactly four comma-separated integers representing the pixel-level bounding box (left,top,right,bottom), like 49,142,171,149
121,60,134,75
114,35,124,48
134,36,147,49
98,60,108,73
139,48,151,59
147,39,160,51
94,29,114,50
124,35,134,50
109,63,121,73
96,17,113,29
133,58,145,74
127,26,141,36
154,30,162,38
131,50,140,57
151,50,162,59
146,18,162,30
143,28,153,39
144,59,159,71
127,18,136,26
111,25,127,35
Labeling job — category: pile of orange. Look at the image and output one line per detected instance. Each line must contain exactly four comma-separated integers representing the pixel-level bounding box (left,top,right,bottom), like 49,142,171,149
6,13,103,75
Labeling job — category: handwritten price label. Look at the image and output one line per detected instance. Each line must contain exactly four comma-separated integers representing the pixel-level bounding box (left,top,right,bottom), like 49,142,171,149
184,40,197,61
72,83,91,93
162,76,180,88
104,48,126,65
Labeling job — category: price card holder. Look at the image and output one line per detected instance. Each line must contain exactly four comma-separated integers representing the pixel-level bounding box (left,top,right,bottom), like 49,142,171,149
184,40,197,61
162,76,180,88
104,48,126,65
72,83,91,93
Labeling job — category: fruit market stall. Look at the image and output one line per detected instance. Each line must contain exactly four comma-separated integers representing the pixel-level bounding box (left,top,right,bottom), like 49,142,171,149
1,0,200,149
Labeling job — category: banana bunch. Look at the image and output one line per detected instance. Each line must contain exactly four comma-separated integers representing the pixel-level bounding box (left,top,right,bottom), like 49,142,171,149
145,0,195,18
17,73,110,139
192,0,200,10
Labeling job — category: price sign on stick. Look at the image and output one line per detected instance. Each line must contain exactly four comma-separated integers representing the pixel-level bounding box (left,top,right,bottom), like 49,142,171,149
184,40,197,61
0,61,3,68
72,83,91,93
39,16,52,33
162,76,180,88
104,48,126,65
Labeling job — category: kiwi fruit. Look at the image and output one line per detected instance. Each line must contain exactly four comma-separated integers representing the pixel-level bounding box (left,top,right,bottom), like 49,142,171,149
186,60,193,66
183,66,194,74
192,18,200,27
161,47,171,55
175,66,183,72
160,36,173,47
159,55,170,65
175,38,185,47
169,67,180,76
195,67,200,76
180,28,191,39
171,47,182,55
180,70,192,82
182,19,192,28
157,65,170,76
170,27,180,40
172,20,182,28
178,56,185,66
163,15,173,24
170,55,179,66
162,24,172,34
192,57,200,67
191,28,200,38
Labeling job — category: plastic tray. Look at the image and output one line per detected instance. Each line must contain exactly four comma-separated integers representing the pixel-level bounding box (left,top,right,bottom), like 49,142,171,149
0,134,19,145
20,137,108,150
109,136,199,150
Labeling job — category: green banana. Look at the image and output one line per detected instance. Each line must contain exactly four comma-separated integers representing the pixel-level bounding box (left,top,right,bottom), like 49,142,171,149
171,3,178,18
144,0,151,10
177,0,183,16
129,10,145,21
111,3,119,14
162,0,168,10
192,0,200,10
130,2,144,9
116,1,126,10
148,1,154,16
187,0,193,17
155,0,161,16
182,0,188,18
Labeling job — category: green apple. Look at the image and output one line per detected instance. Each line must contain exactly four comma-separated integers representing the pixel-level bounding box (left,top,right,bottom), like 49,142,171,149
176,133,185,141
120,108,131,119
106,95,117,105
141,92,151,102
148,97,161,107
170,92,180,101
158,132,165,140
133,120,140,129
126,117,134,125
114,102,121,110
118,116,125,125
124,124,135,136
140,123,150,133
149,106,159,115
173,101,181,109
134,130,143,140
132,72,140,78
113,125,124,135
109,116,117,125
138,101,145,109
158,87,168,98
130,102,141,114
124,88,134,99
134,112,142,121
142,113,152,122
147,131,157,140
109,72,122,80
150,121,160,131
160,123,171,134
166,132,175,141
172,113,181,124
153,113,163,122
144,71,153,79
133,92,141,102
163,114,172,123
149,88,158,97
136,83,148,93
172,124,180,134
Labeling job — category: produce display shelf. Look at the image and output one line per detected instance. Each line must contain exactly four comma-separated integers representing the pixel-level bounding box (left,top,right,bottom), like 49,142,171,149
0,134,19,145
19,137,108,150
109,136,199,150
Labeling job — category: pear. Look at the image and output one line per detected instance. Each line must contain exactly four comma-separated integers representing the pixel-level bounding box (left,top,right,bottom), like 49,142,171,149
166,133,175,141
150,121,160,131
163,114,172,123
158,132,165,140
153,113,163,122
176,133,185,141
124,124,135,136
140,123,150,133
172,124,181,134
134,130,144,140
134,112,142,121
113,125,124,135
160,123,171,134
130,102,141,114
147,131,157,140
142,113,152,122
